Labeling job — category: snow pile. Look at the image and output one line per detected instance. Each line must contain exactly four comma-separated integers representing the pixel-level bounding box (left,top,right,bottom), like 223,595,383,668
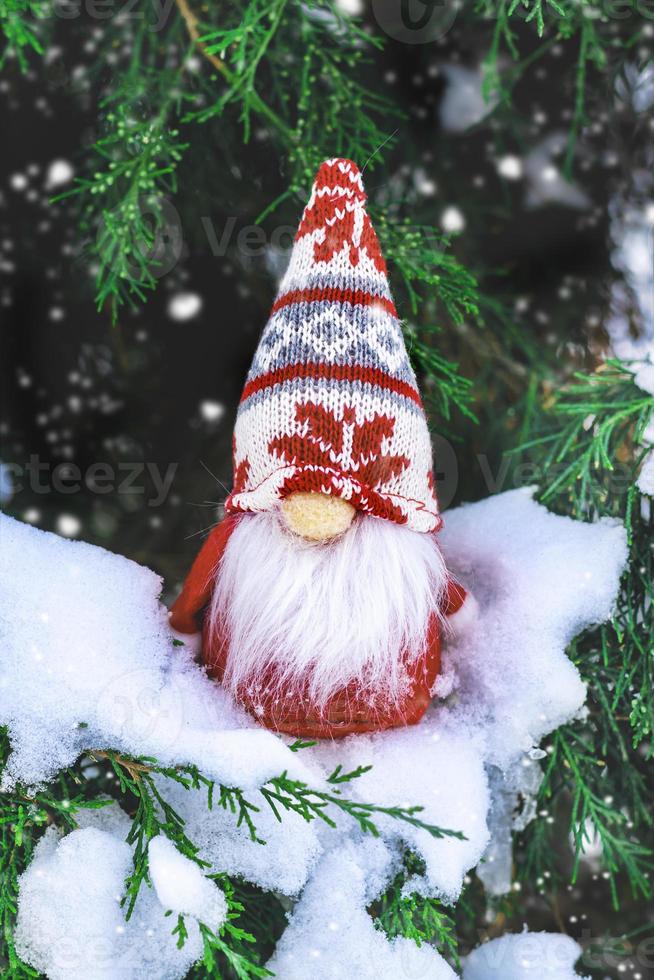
148,836,227,933
0,515,313,792
312,718,489,901
638,446,654,496
463,932,590,979
1,488,627,978
268,838,457,980
158,776,322,896
14,807,212,980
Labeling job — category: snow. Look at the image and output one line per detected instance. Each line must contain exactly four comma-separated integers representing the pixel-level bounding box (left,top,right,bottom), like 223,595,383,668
462,932,590,979
523,133,590,210
15,811,205,980
637,448,654,496
441,206,466,233
10,172,28,191
199,399,225,422
148,836,227,932
45,160,74,189
312,720,490,902
634,363,654,397
55,513,81,537
2,488,628,978
0,514,313,792
159,775,322,897
0,460,13,504
267,839,458,979
497,155,523,180
606,68,653,375
438,64,498,133
167,292,203,321
606,207,654,359
334,0,364,13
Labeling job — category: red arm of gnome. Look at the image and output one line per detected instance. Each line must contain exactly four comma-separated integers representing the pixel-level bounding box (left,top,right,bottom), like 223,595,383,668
441,577,468,618
169,515,240,634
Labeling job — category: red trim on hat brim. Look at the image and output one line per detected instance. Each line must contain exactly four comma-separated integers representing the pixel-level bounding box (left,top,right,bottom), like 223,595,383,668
271,287,398,319
240,362,424,408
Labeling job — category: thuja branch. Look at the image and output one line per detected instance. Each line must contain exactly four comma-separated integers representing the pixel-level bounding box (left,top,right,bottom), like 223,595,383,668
0,0,46,71
96,750,465,850
373,852,461,965
174,0,228,77
87,749,464,975
514,361,654,904
260,769,467,841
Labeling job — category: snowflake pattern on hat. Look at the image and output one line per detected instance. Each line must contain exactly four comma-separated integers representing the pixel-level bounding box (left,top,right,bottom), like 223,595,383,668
226,158,441,533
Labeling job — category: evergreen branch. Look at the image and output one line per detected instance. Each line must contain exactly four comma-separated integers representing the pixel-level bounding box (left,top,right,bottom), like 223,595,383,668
184,0,397,191
0,0,46,71
260,770,467,841
372,851,460,966
478,0,619,167
174,0,229,77
196,919,272,980
87,748,464,948
506,0,567,37
536,726,653,908
515,360,654,905
177,876,273,979
51,15,192,321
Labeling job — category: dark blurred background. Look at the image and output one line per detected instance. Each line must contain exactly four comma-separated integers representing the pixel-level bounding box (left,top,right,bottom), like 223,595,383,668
1,5,632,599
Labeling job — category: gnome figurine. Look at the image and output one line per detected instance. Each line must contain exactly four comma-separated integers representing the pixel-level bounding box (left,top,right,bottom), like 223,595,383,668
170,158,475,739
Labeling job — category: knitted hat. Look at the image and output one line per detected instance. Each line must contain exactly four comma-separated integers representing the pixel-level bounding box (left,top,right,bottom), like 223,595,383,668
225,158,441,533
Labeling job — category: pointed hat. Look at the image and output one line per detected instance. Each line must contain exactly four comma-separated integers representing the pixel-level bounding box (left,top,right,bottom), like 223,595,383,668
225,158,441,533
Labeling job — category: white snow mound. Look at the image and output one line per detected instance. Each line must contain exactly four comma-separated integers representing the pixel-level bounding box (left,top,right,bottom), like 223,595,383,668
14,816,204,980
0,514,313,791
149,835,227,932
463,931,590,979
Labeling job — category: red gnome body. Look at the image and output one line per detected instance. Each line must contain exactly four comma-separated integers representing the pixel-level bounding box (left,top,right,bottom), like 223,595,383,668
170,158,474,739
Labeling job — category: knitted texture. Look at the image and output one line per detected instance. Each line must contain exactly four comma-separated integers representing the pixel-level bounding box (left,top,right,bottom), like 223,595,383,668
226,158,441,533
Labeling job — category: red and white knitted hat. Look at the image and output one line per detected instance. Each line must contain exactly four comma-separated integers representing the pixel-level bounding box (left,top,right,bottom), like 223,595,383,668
225,158,441,533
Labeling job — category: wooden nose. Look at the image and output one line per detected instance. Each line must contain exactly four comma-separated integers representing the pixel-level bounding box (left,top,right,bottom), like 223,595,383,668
281,492,356,541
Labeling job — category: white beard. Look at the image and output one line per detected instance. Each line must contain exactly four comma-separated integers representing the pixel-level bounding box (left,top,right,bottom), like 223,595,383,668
208,510,448,711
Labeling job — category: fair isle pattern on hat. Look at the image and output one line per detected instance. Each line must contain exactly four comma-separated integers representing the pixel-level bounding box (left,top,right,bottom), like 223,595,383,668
225,158,442,533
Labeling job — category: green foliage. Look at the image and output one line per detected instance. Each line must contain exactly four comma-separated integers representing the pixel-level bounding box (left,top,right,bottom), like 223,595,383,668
373,852,460,967
52,17,192,320
68,749,462,976
515,363,654,908
191,0,397,194
520,362,654,516
0,0,46,71
48,0,402,320
476,0,643,170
